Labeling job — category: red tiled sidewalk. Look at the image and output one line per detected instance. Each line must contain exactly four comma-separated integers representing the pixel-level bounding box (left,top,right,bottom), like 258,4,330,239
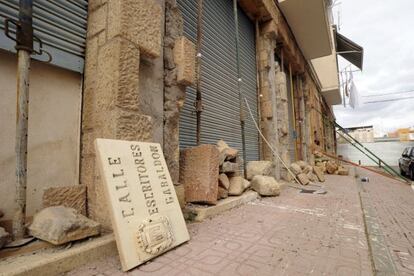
358,169,414,276
67,174,372,276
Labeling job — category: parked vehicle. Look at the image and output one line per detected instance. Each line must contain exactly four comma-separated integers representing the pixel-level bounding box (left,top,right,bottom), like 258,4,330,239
399,147,414,180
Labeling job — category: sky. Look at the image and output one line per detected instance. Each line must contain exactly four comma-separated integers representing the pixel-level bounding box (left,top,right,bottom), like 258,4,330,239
332,0,414,136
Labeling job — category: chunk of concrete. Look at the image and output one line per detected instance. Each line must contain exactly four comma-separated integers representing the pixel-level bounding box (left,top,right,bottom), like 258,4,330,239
180,144,219,204
216,140,238,165
290,163,302,175
246,161,274,180
313,166,325,182
219,173,230,190
307,172,318,182
220,161,239,174
326,161,338,174
303,165,313,175
218,187,229,200
251,175,280,196
338,166,350,176
43,185,87,215
28,206,101,245
297,173,310,185
228,176,250,196
296,160,307,170
0,227,11,249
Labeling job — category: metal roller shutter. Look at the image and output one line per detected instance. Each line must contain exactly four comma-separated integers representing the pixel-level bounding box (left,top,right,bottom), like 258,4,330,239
0,0,88,73
178,0,259,162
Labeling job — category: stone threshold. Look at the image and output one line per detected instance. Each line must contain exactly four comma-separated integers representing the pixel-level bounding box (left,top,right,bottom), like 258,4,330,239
0,234,117,276
183,191,259,222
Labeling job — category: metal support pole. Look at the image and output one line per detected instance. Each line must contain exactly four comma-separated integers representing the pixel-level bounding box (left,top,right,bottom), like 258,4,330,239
12,0,33,240
13,50,31,240
233,0,247,179
195,0,204,145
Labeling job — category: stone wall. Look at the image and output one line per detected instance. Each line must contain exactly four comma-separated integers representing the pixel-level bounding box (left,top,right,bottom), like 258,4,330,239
163,0,195,192
81,0,163,229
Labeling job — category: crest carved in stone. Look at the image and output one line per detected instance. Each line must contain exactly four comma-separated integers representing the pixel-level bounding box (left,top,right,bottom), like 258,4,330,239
137,215,174,255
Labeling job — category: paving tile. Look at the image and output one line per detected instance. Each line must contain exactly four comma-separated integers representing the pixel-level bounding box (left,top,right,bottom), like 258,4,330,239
67,174,377,276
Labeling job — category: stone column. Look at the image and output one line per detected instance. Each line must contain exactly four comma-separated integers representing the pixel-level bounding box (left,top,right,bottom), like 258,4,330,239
275,64,290,180
81,0,162,229
257,21,281,180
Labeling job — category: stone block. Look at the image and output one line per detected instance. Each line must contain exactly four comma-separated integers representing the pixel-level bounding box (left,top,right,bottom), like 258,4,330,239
261,100,273,119
326,160,338,174
43,185,87,216
107,0,162,58
217,187,229,200
219,173,230,190
289,163,302,175
313,166,325,182
297,173,310,186
251,175,280,197
180,145,219,204
296,160,307,169
96,38,140,112
220,161,239,174
303,165,313,174
173,37,196,86
28,207,101,245
246,161,274,180
228,177,250,196
217,142,239,165
174,185,186,209
338,166,350,176
87,4,107,38
307,172,318,182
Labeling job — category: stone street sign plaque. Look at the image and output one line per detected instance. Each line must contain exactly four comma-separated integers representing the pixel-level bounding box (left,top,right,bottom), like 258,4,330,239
95,139,190,271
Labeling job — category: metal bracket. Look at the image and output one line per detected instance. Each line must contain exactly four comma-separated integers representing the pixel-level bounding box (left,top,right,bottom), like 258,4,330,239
4,17,52,63
194,100,204,112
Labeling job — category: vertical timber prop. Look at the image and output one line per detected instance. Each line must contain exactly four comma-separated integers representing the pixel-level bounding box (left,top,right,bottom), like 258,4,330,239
4,0,51,240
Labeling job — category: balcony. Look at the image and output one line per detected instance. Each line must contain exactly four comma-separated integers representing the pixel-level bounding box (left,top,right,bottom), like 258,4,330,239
278,0,332,60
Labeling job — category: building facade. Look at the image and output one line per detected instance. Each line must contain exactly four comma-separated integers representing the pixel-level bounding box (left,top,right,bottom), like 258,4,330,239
0,0,362,230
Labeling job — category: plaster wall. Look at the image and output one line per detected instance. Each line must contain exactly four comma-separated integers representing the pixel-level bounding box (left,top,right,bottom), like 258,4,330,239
0,50,82,226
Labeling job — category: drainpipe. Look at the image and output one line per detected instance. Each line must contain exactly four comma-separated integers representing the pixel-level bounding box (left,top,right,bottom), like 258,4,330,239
195,0,204,145
233,0,247,179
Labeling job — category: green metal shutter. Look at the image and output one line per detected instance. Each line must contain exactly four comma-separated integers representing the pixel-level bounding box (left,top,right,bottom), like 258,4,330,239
0,0,88,73
177,0,259,162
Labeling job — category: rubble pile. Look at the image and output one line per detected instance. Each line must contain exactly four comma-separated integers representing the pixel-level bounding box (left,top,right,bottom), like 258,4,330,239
289,160,325,185
181,140,281,206
314,151,350,176
217,140,249,198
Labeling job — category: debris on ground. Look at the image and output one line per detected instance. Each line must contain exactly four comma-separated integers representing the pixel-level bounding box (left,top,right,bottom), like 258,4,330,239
246,161,274,180
251,175,280,196
0,227,11,249
28,206,101,245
